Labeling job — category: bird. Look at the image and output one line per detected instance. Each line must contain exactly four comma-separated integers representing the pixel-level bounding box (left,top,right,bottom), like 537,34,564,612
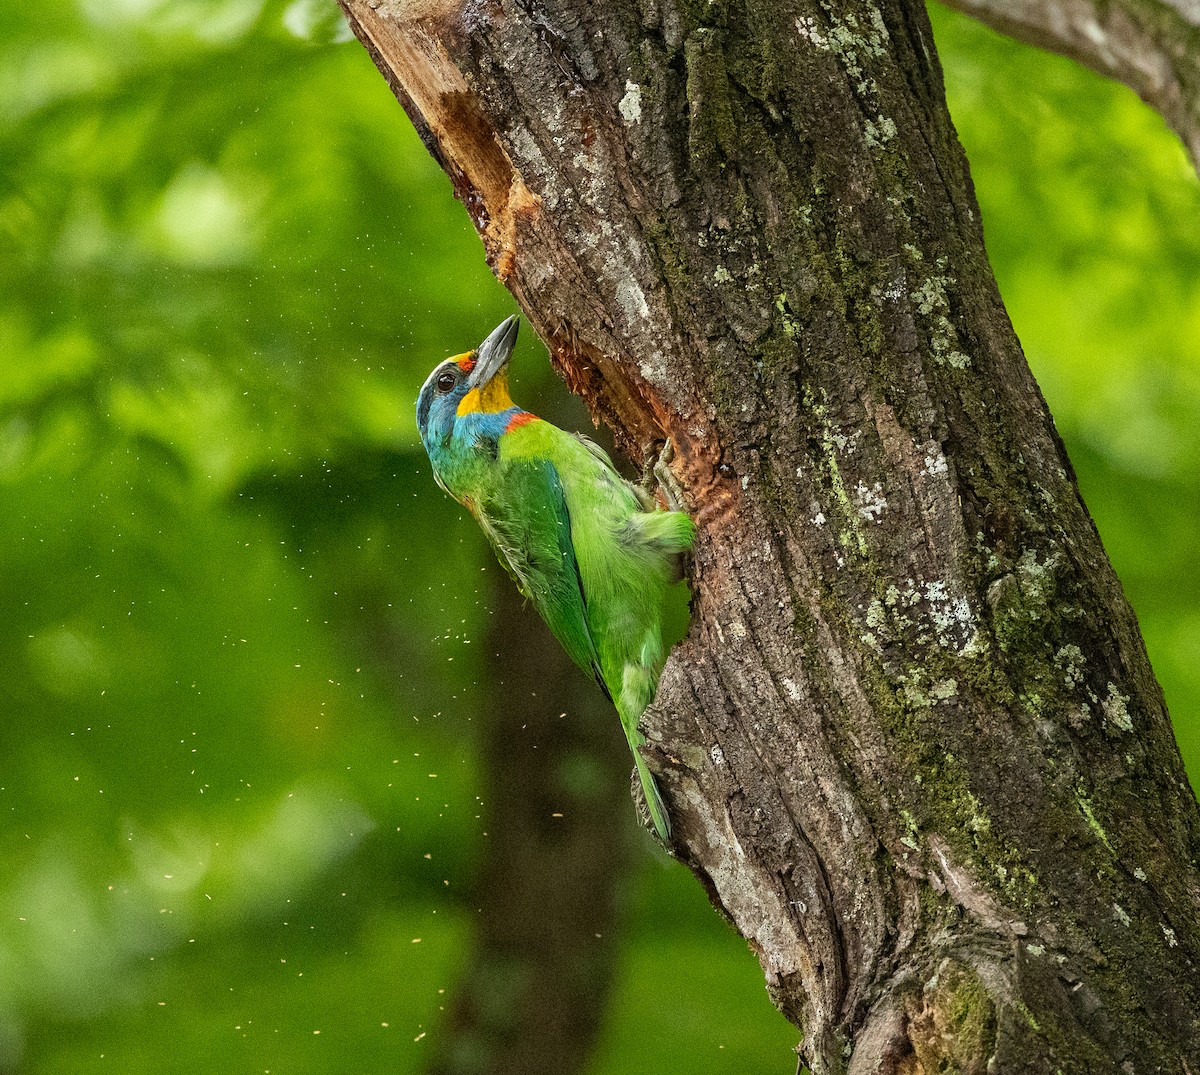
416,316,695,840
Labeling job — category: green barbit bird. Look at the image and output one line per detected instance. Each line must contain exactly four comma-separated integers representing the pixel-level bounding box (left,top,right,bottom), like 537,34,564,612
416,316,695,839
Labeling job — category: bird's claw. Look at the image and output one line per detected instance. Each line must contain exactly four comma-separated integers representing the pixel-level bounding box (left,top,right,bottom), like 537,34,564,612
639,439,688,513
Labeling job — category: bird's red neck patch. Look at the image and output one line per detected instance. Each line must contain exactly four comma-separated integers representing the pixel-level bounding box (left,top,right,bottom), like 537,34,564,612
504,411,536,434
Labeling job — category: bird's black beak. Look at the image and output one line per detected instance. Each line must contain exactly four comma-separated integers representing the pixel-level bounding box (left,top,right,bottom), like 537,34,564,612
467,316,519,390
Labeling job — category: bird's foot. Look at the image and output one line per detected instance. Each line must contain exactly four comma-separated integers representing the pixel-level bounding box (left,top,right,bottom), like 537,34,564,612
639,439,688,513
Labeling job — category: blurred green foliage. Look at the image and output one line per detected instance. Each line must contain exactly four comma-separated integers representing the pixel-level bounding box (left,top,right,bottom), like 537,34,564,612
0,0,1195,1071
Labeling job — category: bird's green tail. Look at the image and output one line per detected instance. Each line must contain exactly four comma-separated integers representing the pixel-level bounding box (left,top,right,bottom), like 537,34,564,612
631,741,671,840
620,662,671,841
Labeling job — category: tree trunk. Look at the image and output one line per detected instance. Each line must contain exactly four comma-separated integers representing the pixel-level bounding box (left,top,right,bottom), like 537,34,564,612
339,1,1200,1071
429,434,638,1075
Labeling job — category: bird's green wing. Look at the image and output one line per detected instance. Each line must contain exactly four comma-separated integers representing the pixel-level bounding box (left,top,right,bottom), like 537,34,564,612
475,458,607,695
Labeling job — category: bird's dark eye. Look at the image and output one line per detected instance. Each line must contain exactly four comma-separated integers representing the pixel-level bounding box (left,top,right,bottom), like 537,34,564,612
435,369,457,393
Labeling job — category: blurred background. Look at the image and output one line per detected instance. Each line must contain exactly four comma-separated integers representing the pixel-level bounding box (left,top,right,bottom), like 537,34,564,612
1,0,1197,1071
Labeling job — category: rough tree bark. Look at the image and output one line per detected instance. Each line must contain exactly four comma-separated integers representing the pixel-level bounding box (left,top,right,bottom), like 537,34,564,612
339,1,1200,1071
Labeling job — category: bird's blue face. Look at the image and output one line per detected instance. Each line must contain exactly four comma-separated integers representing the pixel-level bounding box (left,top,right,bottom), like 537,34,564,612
415,316,521,457
416,354,474,453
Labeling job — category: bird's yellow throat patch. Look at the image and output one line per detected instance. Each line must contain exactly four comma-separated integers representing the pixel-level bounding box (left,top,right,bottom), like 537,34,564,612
456,364,514,416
